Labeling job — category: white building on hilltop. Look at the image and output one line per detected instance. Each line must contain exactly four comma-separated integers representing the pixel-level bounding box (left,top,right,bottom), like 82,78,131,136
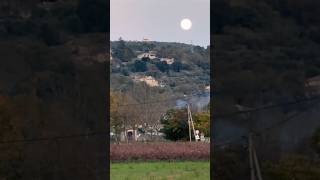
143,37,150,42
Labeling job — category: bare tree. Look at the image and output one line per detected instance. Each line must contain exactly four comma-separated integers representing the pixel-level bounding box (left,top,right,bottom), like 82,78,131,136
130,82,174,140
115,81,177,141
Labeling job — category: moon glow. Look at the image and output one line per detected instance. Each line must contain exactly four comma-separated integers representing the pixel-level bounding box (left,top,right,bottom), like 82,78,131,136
180,18,192,30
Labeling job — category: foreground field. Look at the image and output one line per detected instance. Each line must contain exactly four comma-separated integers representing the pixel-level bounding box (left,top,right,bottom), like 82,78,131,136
111,161,210,180
110,142,210,161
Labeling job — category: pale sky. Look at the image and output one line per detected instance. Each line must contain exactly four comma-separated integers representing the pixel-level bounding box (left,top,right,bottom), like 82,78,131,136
110,0,210,47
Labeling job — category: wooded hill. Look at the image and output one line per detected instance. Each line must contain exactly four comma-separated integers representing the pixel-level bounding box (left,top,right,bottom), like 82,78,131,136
110,39,210,98
0,0,108,179
214,0,320,179
214,0,320,111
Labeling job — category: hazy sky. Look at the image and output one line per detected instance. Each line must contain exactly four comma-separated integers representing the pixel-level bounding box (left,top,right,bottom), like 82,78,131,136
111,0,210,47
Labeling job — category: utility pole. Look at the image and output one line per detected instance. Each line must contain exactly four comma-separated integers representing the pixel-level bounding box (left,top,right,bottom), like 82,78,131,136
187,104,192,142
249,133,263,180
187,103,196,142
253,143,263,180
188,114,192,142
188,104,196,140
249,133,256,180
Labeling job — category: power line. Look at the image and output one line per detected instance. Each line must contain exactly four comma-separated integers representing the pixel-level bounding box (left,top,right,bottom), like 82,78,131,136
3,94,318,146
214,95,320,118
118,97,178,107
256,99,319,135
213,95,320,146
214,96,320,179
0,131,108,144
117,94,206,107
0,99,209,145
214,138,245,147
256,112,302,135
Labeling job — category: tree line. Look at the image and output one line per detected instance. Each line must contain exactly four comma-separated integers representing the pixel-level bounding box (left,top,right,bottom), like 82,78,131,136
110,85,210,142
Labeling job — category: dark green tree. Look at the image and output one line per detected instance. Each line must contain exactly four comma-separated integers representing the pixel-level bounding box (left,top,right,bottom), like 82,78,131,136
141,56,150,62
113,37,134,62
171,61,182,72
193,111,210,137
156,61,169,73
134,60,147,72
160,108,189,141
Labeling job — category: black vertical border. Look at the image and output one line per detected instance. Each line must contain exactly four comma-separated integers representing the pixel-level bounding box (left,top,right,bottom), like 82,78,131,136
210,0,214,179
106,0,111,179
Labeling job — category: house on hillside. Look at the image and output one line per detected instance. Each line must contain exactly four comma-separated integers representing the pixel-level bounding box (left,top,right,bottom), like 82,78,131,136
160,58,174,65
306,75,320,96
132,75,159,87
137,51,157,60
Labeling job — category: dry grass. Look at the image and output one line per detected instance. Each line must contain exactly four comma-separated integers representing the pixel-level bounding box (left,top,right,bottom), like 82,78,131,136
110,142,210,161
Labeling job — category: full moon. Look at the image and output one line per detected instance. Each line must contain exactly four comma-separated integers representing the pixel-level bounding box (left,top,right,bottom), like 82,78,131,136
180,18,192,30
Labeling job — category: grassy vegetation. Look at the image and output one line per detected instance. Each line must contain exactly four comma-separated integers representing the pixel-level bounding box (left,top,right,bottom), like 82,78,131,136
110,142,209,161
110,161,210,180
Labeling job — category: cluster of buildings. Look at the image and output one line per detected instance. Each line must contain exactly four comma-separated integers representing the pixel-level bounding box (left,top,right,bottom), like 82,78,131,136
131,75,166,88
132,75,159,87
136,50,175,64
137,51,157,60
160,58,175,65
110,124,165,142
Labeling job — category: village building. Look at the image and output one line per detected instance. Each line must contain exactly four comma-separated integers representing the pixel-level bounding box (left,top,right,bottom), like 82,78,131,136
114,124,164,142
132,75,159,87
120,129,138,142
160,58,175,65
137,51,157,60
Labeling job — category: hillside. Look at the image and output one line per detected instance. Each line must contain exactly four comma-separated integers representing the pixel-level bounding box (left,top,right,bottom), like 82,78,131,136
214,0,320,110
0,0,108,179
214,1,320,179
110,40,210,99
